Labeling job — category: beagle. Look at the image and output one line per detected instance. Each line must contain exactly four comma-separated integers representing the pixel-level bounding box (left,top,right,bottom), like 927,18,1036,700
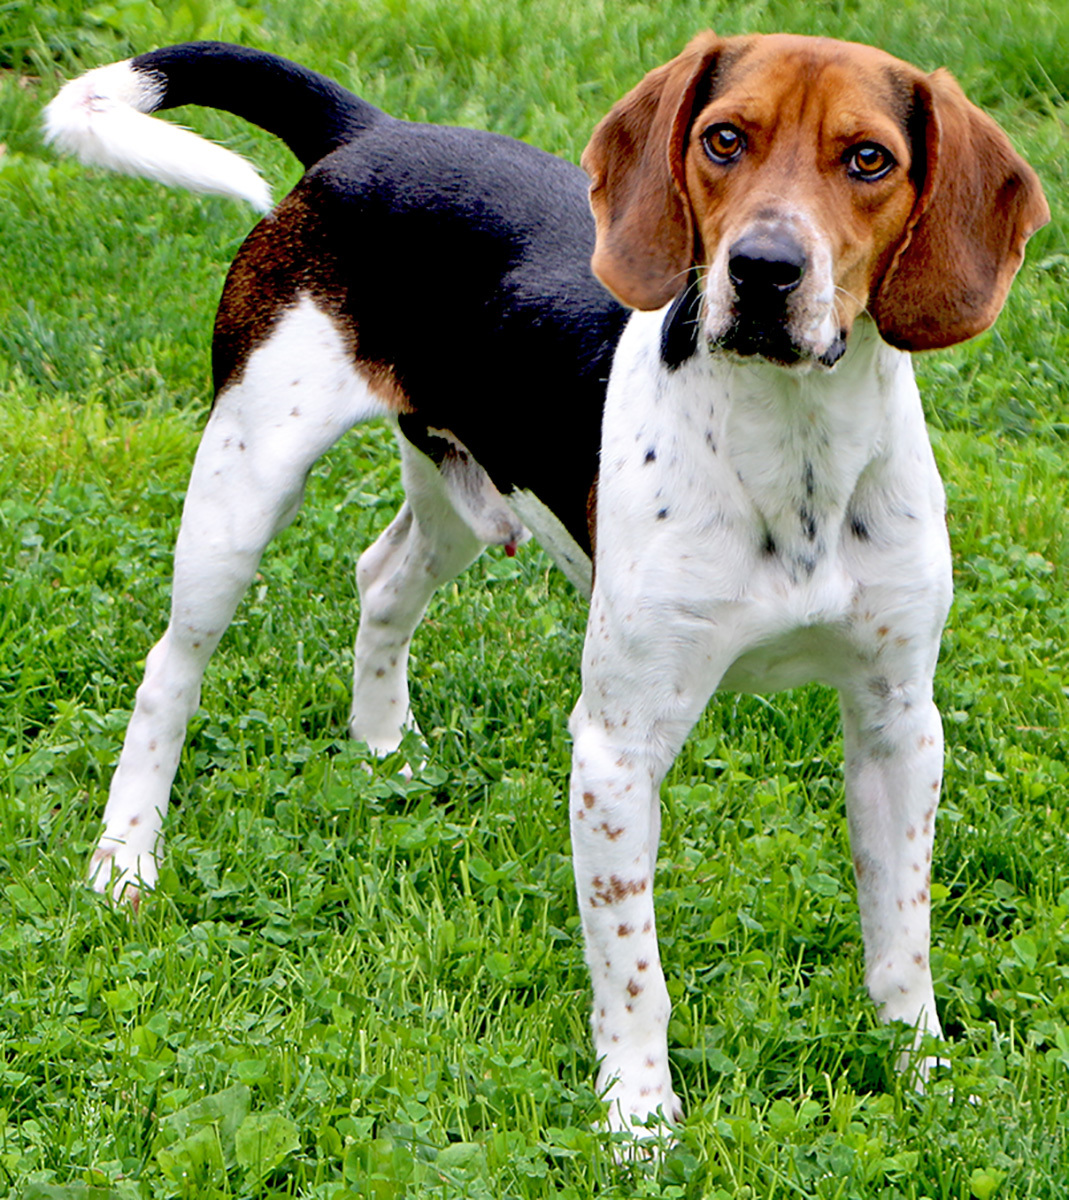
45,34,1046,1142
573,32,1046,1135
44,39,627,900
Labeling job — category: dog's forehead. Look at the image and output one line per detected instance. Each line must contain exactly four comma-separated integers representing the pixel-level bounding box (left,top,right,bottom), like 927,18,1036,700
708,33,919,131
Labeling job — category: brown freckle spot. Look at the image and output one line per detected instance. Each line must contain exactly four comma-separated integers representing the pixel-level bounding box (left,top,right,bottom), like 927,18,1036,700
911,898,918,907
643,920,652,933
583,791,596,808
612,1033,619,1042
640,1086,651,1097
899,984,910,994
907,826,916,840
375,667,385,677
627,979,643,997
918,890,928,903
637,959,648,971
913,953,925,965
930,780,940,792
897,899,905,910
192,641,201,649
877,625,890,637
148,740,157,752
129,816,140,827
912,863,921,872
600,1008,606,1018
617,924,633,938
290,405,300,415
616,754,627,767
925,807,935,821
895,636,909,647
238,441,246,451
576,809,585,820
645,1056,656,1069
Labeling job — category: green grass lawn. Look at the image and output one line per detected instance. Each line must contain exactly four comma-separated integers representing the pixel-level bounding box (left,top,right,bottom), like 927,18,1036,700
1,0,1067,1196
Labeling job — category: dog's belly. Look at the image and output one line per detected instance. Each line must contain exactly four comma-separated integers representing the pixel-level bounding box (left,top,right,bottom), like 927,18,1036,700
717,620,855,694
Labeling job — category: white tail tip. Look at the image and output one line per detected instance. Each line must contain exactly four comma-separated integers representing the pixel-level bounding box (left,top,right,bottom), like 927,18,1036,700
44,60,272,212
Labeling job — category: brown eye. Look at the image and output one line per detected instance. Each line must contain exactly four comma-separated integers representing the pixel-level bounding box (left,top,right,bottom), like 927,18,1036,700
702,123,746,164
846,142,896,180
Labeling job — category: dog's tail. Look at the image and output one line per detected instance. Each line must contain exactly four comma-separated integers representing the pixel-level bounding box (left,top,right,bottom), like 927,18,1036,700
43,41,379,212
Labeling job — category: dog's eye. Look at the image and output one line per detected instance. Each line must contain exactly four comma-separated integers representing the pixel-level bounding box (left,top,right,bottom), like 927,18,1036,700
702,124,746,165
845,142,896,181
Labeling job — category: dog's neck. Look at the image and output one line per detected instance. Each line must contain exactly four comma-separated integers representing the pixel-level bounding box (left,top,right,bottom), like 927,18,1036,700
663,316,923,571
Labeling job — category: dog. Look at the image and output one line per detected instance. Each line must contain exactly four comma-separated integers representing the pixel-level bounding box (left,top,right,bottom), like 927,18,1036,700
44,39,628,899
45,33,1047,1142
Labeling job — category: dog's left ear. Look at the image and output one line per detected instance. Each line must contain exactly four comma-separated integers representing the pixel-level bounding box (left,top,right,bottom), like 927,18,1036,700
873,69,1049,351
582,32,722,310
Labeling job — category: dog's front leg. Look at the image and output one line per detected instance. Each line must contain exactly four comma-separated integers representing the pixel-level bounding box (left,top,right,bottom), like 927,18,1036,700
569,590,723,1139
840,680,946,1077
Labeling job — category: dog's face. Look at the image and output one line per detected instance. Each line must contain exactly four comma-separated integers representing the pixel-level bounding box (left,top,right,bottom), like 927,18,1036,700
583,33,1048,364
685,38,920,367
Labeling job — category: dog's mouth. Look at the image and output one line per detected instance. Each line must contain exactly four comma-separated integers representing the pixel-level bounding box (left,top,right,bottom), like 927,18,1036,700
711,314,847,370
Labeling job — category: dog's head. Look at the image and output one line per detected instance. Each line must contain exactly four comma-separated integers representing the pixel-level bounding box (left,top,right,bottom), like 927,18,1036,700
582,32,1048,367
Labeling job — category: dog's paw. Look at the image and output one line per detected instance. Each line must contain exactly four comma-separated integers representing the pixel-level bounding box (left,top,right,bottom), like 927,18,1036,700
88,840,158,909
599,1065,682,1158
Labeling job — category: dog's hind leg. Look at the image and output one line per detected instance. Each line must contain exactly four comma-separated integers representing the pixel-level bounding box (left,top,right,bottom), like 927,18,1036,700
90,296,392,904
348,428,529,756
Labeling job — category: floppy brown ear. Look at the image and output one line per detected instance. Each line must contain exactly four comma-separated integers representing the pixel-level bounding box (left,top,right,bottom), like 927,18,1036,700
581,32,722,310
872,69,1049,351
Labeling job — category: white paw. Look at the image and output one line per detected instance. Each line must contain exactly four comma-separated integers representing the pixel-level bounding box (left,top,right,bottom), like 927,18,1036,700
599,1064,682,1156
349,716,426,779
88,839,159,909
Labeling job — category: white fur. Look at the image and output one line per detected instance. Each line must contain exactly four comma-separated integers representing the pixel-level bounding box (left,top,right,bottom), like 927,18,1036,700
571,312,951,1136
44,61,271,211
90,297,397,901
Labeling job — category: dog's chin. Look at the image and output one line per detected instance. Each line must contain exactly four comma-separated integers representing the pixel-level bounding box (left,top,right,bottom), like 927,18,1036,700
710,320,847,372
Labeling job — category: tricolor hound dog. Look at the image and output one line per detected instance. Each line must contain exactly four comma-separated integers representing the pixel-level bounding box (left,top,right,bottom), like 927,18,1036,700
46,34,1046,1140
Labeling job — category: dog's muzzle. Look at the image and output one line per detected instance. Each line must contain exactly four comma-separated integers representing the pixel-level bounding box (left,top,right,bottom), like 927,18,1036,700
712,226,844,369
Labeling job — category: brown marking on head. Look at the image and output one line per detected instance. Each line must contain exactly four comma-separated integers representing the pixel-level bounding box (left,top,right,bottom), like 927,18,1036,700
617,923,634,937
582,32,1047,353
583,791,597,808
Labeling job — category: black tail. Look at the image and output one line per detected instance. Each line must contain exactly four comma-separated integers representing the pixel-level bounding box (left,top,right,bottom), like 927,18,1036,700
131,42,380,168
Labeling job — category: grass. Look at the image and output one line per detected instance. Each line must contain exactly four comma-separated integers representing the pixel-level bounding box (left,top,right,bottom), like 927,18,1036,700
1,0,1068,1195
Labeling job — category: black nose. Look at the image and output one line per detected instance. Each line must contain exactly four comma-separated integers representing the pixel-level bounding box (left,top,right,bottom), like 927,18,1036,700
728,231,807,296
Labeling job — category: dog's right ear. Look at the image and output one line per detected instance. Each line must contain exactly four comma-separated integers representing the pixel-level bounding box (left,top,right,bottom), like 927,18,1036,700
582,32,722,311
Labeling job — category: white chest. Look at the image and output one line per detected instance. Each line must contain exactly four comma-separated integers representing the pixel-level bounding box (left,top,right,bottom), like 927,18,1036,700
593,312,953,696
